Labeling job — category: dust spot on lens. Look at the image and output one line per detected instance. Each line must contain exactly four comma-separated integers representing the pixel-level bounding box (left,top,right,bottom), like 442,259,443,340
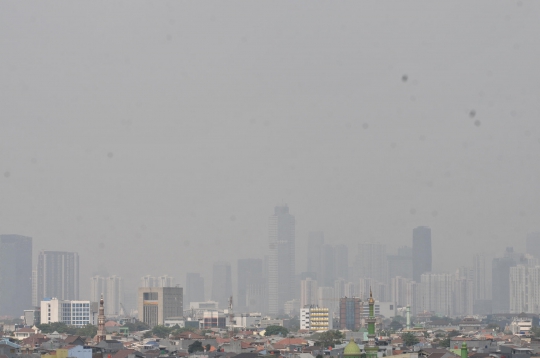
107,152,114,158
402,75,408,82
474,120,481,127
469,110,476,118
98,242,105,249
362,123,369,129
4,171,10,178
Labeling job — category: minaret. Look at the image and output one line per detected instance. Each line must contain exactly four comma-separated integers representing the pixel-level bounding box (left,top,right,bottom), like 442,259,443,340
96,294,106,343
461,342,468,358
365,288,378,358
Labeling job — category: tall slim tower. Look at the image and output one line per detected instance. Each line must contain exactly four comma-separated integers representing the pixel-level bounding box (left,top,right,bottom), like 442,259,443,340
37,251,79,301
96,295,106,343
237,259,263,310
365,290,378,358
185,273,205,305
268,205,295,315
211,262,232,308
412,226,432,282
0,235,32,316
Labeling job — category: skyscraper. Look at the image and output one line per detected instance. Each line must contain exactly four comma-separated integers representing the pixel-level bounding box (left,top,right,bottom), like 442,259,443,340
156,275,175,287
356,243,387,284
307,232,324,281
300,278,318,307
185,273,205,305
526,232,540,260
492,247,520,313
37,251,79,301
412,226,432,282
473,253,489,301
0,235,32,316
268,205,295,315
237,258,263,310
211,261,232,309
105,276,123,315
420,273,453,316
334,244,349,280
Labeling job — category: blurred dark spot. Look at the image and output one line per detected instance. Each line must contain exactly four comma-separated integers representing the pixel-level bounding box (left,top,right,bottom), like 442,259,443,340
98,242,105,249
107,152,114,158
166,34,172,41
4,171,10,178
402,75,408,82
31,158,37,164
362,123,369,129
469,110,476,118
184,240,190,247
230,215,236,221
474,120,481,127
431,210,438,217
410,208,417,215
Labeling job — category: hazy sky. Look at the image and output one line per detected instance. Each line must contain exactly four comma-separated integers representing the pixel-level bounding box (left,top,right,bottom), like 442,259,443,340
2,1,540,299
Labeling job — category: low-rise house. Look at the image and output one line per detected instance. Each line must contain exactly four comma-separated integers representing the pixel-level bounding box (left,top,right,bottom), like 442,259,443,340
0,339,21,358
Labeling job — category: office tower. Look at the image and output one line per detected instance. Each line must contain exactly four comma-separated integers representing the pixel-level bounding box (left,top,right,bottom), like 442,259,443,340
453,277,473,316
268,205,296,315
356,243,388,284
473,253,489,301
141,275,155,287
412,226,432,282
526,232,540,260
137,287,183,327
307,232,324,281
32,269,38,307
37,251,79,301
509,264,540,314
246,282,266,313
237,258,263,310
391,276,412,308
90,276,105,302
211,261,232,309
320,244,336,287
41,298,98,326
156,275,175,287
185,273,205,305
339,297,362,330
300,278,318,307
0,235,32,316
388,246,413,280
420,273,453,316
492,247,520,313
334,244,349,280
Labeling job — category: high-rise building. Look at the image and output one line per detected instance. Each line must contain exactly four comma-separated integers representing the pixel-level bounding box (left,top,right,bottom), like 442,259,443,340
307,232,324,281
137,287,183,327
300,278,318,307
473,253,489,301
90,275,123,316
141,275,155,287
334,244,349,280
300,306,330,331
237,259,263,310
356,243,388,284
526,232,540,260
339,297,362,331
185,273,205,305
37,251,79,301
510,263,540,314
420,273,453,316
492,248,520,313
453,277,473,316
412,226,432,282
388,246,413,280
318,286,336,321
268,205,296,315
156,275,175,287
0,235,32,316
211,262,232,309
390,276,412,308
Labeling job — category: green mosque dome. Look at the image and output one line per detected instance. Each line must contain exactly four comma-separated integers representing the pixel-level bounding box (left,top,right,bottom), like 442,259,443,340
344,339,361,356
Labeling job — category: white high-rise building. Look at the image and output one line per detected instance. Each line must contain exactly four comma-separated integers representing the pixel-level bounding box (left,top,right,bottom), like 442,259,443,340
90,275,124,316
473,254,488,300
141,275,156,287
391,276,412,308
510,264,540,314
156,275,175,287
300,278,318,308
420,273,453,316
268,205,295,315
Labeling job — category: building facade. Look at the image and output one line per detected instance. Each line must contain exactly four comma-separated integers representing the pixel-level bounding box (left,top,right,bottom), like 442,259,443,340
0,235,32,316
185,272,205,305
237,258,263,310
40,298,98,326
268,205,296,315
211,262,232,309
339,297,362,331
90,275,123,316
137,286,183,327
37,251,79,301
300,278,318,308
412,226,432,282
300,306,330,331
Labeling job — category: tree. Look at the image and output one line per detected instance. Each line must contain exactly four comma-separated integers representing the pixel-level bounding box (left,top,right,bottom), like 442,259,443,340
401,332,419,347
205,344,211,352
316,355,323,358
447,330,460,338
264,325,289,336
76,324,97,337
151,325,172,338
440,338,451,348
315,330,344,348
389,321,404,331
123,320,150,332
143,331,153,338
188,341,204,353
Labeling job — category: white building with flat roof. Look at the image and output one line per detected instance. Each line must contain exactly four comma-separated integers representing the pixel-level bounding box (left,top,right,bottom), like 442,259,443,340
40,298,98,326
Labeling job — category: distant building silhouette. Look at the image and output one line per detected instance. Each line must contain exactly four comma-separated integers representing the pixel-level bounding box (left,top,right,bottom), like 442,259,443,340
37,250,79,301
185,272,205,305
268,205,295,315
0,234,32,316
412,226,432,282
492,247,521,313
211,261,232,309
526,232,540,260
356,242,387,284
237,258,263,310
